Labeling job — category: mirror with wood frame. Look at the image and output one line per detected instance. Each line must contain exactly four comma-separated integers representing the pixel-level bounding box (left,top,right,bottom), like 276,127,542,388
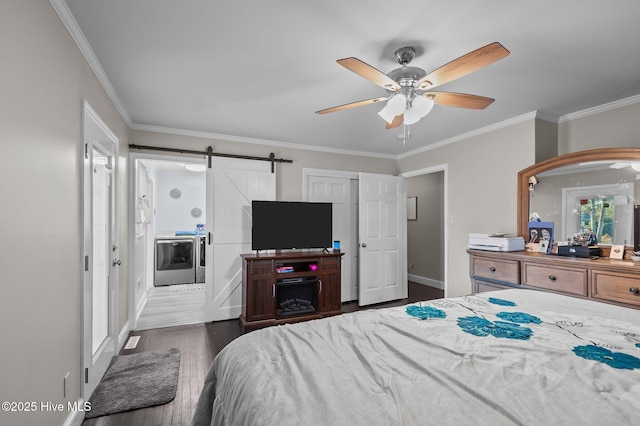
517,148,640,255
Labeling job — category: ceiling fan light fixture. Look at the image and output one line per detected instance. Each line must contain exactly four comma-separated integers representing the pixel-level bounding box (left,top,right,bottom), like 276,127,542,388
403,107,422,125
377,106,396,123
412,95,435,118
378,93,406,123
631,162,640,171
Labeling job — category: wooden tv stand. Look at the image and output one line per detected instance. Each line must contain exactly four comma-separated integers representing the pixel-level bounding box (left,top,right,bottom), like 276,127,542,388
240,251,343,331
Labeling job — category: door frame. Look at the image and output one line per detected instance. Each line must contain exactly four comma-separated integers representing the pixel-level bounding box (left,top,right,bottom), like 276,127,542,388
400,164,449,297
82,100,120,399
127,151,206,330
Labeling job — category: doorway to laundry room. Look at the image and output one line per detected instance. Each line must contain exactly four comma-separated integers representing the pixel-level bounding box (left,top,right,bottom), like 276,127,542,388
130,154,207,330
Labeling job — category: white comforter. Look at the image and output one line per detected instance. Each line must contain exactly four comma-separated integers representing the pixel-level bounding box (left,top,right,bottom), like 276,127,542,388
192,289,640,425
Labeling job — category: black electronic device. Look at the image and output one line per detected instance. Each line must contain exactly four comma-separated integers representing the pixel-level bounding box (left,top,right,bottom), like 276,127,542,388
251,201,332,250
556,245,601,258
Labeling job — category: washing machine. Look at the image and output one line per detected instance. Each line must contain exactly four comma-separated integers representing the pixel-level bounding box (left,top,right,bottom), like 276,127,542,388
154,236,196,286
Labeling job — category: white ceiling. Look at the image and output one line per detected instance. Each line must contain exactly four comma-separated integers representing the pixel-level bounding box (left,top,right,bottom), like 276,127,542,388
62,0,640,157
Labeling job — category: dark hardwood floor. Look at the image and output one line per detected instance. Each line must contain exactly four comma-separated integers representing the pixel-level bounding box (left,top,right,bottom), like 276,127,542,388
82,282,443,426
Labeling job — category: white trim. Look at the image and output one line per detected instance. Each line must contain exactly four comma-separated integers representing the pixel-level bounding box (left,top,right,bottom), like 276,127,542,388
302,168,360,201
83,100,119,144
49,0,131,126
61,399,86,426
82,99,120,400
559,93,640,123
117,321,131,352
408,274,444,291
400,164,449,298
131,123,397,160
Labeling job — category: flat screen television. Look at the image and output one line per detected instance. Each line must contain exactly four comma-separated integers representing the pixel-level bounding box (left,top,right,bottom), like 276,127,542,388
251,201,332,250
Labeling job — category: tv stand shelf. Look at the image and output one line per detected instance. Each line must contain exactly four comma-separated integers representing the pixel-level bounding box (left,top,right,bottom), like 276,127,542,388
240,251,343,331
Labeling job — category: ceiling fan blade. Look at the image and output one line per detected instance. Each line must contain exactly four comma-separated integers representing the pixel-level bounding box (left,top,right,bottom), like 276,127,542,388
337,57,401,91
424,92,495,109
316,96,388,114
386,115,403,129
416,42,510,90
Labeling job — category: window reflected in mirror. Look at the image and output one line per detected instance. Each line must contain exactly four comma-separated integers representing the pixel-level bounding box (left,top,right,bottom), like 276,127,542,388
529,161,637,246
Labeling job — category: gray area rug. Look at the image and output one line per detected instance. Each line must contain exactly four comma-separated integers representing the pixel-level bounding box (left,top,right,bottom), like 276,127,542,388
86,348,181,418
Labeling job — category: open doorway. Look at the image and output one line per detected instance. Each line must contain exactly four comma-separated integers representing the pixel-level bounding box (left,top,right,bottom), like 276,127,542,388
129,154,206,330
402,165,447,297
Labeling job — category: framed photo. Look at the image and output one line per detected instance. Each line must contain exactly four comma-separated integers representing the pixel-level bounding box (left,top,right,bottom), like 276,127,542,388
610,244,625,260
407,196,417,221
527,221,554,253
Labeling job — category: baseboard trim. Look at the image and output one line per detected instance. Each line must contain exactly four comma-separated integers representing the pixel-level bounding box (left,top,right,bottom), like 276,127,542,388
61,399,86,426
408,274,444,290
118,320,131,352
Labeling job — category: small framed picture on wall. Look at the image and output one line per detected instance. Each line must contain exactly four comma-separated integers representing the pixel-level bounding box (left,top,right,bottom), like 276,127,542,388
407,196,417,221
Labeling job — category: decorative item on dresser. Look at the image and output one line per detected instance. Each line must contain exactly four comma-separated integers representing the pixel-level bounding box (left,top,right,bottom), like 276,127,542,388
240,251,343,331
469,147,640,310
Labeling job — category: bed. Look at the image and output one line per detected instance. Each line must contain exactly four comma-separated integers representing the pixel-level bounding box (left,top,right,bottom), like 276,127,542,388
192,289,640,425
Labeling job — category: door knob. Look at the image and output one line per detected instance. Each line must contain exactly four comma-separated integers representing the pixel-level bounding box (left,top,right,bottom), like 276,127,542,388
361,243,367,248
112,259,122,266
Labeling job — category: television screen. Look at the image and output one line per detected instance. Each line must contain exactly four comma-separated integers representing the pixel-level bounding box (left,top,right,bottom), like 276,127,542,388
251,201,332,250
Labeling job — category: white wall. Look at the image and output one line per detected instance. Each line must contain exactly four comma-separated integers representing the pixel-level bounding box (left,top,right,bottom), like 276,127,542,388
0,2,129,426
154,168,206,235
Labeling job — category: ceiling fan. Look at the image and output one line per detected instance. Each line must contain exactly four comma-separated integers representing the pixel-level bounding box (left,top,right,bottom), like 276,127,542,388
316,42,510,129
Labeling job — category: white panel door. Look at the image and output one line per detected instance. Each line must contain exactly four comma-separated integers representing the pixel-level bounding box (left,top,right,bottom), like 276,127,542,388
82,101,119,399
205,157,275,321
358,173,407,306
306,175,358,301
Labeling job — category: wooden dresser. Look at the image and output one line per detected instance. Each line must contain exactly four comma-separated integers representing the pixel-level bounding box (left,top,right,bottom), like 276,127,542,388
468,249,640,309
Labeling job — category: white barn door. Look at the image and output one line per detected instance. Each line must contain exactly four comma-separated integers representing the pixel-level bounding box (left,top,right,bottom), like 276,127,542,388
358,172,407,306
205,157,275,321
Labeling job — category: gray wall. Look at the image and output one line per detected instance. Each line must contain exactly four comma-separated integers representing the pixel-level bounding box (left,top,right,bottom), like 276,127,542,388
0,2,129,425
406,173,444,283
398,120,537,297
559,102,640,154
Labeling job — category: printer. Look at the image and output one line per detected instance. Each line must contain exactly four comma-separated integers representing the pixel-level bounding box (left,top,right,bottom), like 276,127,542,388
468,233,525,252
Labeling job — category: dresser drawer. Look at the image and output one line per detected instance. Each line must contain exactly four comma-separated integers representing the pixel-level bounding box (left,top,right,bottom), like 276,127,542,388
591,269,640,306
471,257,519,283
474,279,514,293
521,262,587,296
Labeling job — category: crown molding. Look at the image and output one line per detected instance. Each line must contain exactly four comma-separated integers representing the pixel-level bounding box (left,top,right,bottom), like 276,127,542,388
397,111,539,159
49,0,131,126
558,93,640,123
130,123,397,160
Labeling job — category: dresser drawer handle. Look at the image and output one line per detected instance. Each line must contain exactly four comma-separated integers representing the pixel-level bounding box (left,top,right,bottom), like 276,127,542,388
548,275,557,282
489,267,496,273
630,287,640,295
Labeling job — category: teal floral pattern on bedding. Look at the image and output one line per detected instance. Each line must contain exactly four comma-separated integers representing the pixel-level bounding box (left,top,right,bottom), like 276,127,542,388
572,345,640,370
496,312,541,324
406,305,446,319
405,295,640,369
488,297,516,306
457,316,534,340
